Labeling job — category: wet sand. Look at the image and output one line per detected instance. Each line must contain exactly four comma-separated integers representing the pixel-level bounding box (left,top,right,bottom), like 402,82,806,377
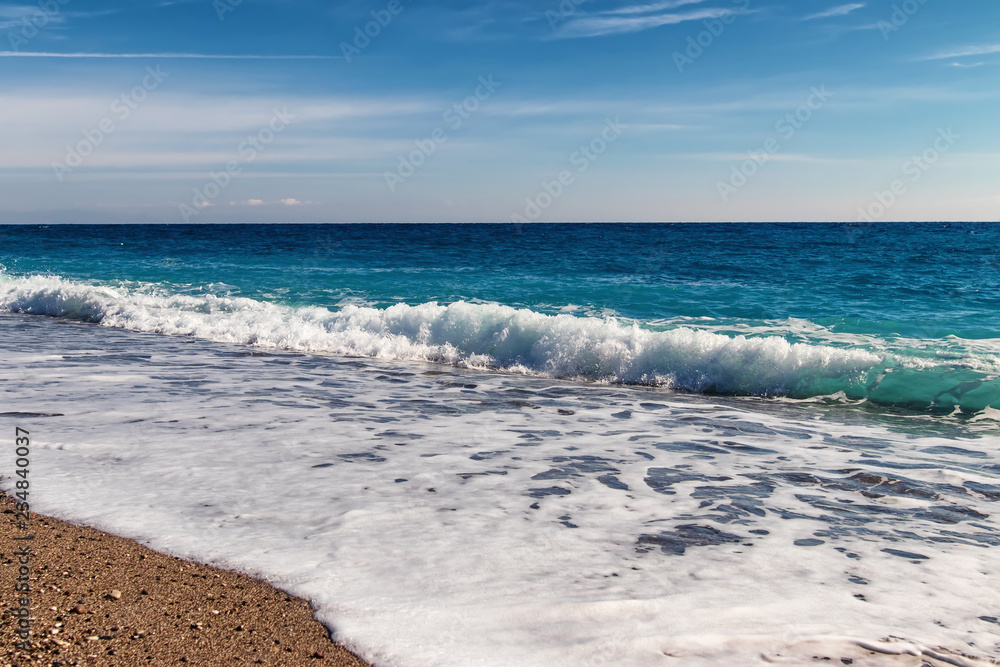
0,490,369,666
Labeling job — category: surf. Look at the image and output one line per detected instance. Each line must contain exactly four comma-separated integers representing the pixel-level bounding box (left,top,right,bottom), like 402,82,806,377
2,271,998,414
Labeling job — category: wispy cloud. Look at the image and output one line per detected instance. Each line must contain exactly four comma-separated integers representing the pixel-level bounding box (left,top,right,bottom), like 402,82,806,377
0,4,130,28
595,0,710,16
679,152,860,165
0,4,45,19
0,4,65,29
921,43,1000,61
802,3,865,21
555,7,738,39
0,51,332,59
629,122,691,132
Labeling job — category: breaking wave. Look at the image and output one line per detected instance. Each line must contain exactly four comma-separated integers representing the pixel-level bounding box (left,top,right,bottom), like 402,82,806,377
2,273,998,412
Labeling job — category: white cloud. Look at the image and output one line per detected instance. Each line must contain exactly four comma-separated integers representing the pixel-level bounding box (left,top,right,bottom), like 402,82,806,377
0,51,332,59
0,89,442,170
595,0,709,16
0,5,37,18
280,198,302,206
679,152,859,164
802,3,865,21
0,4,66,29
0,90,435,136
629,122,690,131
248,199,264,206
921,44,1000,61
555,7,738,39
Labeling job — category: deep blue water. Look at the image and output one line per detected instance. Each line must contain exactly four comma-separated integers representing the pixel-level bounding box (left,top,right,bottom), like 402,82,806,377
2,223,999,414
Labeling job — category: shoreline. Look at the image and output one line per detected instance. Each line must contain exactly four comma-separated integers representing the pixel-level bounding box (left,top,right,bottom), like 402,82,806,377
0,490,369,666
2,310,998,665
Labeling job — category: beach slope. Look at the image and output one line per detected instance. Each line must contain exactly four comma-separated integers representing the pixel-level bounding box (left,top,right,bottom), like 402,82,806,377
0,490,368,667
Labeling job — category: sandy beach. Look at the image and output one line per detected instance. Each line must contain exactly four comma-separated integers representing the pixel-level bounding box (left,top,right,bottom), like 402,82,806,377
1,490,368,667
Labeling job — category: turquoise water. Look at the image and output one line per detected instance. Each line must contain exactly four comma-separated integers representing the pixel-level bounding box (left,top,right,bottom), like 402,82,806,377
2,222,999,414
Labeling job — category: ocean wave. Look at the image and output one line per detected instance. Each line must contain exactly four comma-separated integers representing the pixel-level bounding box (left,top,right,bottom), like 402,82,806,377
2,273,998,412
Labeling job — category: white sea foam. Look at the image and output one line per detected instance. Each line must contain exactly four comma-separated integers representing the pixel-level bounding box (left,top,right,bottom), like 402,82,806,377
0,273,883,398
2,314,998,666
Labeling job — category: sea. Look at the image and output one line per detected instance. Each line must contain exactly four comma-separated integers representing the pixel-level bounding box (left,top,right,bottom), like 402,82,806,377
1,223,998,665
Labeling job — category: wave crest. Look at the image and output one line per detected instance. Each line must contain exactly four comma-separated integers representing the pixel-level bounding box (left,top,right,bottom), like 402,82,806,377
0,273,884,399
12,272,1000,413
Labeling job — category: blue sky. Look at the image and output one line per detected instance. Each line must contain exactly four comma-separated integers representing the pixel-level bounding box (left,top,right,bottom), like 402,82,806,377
0,0,997,222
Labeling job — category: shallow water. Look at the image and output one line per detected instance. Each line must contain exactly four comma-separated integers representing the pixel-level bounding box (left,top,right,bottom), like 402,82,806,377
3,314,998,665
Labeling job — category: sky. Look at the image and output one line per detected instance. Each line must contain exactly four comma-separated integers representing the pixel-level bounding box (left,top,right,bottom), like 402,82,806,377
0,0,998,223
